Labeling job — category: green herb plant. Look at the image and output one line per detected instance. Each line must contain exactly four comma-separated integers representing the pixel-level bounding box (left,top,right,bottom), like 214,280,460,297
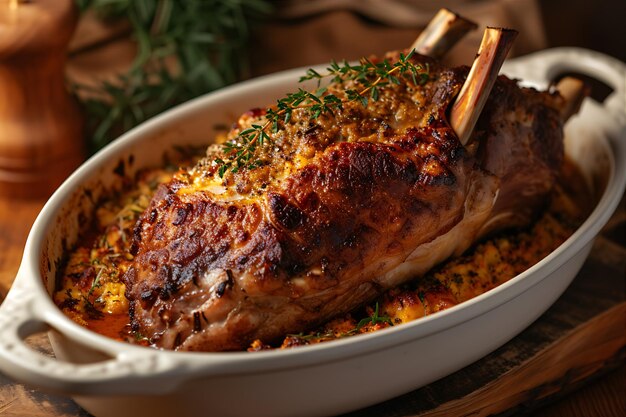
74,0,271,153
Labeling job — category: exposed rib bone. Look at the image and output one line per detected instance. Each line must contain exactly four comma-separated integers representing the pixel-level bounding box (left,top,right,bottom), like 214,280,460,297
554,76,588,121
450,27,518,145
411,8,478,59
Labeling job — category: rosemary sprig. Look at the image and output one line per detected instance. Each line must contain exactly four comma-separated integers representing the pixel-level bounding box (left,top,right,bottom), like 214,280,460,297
216,50,429,177
74,0,271,153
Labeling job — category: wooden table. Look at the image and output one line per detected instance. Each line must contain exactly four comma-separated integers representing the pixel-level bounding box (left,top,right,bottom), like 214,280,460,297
0,191,624,416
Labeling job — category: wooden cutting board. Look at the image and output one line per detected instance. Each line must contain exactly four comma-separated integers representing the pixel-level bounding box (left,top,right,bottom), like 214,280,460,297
0,196,624,416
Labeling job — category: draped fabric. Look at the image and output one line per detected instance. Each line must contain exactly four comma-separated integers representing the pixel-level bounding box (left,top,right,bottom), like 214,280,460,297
249,0,546,75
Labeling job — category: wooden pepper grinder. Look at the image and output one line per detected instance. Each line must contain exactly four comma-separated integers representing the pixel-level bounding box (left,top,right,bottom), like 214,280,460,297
0,0,84,198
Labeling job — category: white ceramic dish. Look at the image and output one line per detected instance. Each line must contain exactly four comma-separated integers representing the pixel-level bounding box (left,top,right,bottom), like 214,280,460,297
0,48,624,417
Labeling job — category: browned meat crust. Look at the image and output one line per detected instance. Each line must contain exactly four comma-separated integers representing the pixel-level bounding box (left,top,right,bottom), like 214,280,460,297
123,52,563,351
474,76,564,235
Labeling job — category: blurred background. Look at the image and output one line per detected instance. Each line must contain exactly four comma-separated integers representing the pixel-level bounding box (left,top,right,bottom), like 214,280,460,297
66,0,626,153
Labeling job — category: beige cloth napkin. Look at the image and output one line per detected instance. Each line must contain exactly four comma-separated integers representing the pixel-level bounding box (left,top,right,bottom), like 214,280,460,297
250,0,546,75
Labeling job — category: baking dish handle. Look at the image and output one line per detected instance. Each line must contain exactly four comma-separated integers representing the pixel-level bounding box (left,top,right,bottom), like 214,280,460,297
0,270,183,396
504,47,626,122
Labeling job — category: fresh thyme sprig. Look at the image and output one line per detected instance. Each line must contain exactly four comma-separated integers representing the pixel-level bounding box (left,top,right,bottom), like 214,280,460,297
300,51,430,97
213,124,270,177
356,302,393,330
286,302,393,344
216,50,429,177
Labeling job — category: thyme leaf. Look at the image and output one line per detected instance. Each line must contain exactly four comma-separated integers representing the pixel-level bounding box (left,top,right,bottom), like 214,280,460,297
216,50,429,177
356,302,393,330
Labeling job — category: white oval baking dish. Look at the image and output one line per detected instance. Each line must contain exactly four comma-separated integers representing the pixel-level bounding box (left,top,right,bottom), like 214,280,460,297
0,48,624,417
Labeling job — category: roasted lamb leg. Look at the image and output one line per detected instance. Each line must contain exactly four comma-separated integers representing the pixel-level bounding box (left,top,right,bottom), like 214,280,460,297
124,26,573,351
